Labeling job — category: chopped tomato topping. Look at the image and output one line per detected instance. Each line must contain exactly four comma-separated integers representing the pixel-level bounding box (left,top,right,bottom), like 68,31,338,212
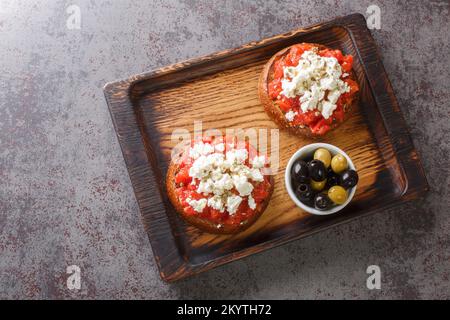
284,53,298,67
285,44,315,67
201,135,213,144
341,55,354,73
345,78,359,95
319,49,344,63
318,48,355,73
238,200,250,214
277,96,299,112
292,110,321,126
268,79,282,99
290,43,315,56
209,209,223,221
189,191,203,200
184,206,196,216
310,119,332,135
187,183,197,191
276,98,290,113
333,102,345,122
175,167,191,184
252,182,269,202
273,58,285,79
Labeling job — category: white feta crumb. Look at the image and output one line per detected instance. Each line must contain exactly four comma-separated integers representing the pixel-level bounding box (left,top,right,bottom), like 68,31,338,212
207,195,224,212
212,173,233,195
197,178,214,195
248,168,264,182
321,100,337,119
189,142,214,159
186,198,207,213
234,149,248,164
285,110,297,122
251,155,266,168
215,143,225,152
248,195,256,210
232,174,254,196
226,195,243,215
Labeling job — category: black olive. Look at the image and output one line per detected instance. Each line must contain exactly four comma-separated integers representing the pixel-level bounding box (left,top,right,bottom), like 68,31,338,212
326,169,340,189
295,183,314,206
291,177,303,192
307,160,326,181
314,193,332,210
291,160,310,184
340,170,359,189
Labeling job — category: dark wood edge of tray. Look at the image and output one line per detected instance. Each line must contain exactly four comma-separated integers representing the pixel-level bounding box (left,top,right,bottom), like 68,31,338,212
103,13,428,282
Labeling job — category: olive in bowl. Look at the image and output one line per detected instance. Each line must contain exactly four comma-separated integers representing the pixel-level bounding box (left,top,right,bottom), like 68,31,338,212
285,143,358,215
291,160,309,184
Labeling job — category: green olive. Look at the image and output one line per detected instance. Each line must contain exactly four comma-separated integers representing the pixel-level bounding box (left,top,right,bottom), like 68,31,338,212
311,179,326,191
314,148,331,168
331,153,348,174
328,186,348,205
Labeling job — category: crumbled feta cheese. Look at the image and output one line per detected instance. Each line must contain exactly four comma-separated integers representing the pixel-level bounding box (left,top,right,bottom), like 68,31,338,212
189,142,214,159
197,178,214,195
212,173,233,195
184,141,268,215
188,155,209,179
226,195,243,215
210,168,223,181
225,148,248,165
186,198,207,213
215,143,225,152
232,174,254,196
280,50,350,120
225,150,236,164
207,195,225,212
249,168,264,182
251,156,266,168
327,89,341,105
285,110,298,122
248,195,256,210
321,101,337,120
234,149,248,164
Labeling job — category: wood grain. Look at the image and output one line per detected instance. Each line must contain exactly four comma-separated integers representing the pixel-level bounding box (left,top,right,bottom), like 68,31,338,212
104,14,428,282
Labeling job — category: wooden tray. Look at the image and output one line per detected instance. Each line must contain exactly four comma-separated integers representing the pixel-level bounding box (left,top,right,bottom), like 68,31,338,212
104,14,428,282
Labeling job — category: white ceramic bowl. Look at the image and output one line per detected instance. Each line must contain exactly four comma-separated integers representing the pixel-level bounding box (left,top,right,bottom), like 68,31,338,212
285,143,357,215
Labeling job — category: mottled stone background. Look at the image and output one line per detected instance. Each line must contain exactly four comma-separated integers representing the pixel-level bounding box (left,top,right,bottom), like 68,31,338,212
0,0,448,299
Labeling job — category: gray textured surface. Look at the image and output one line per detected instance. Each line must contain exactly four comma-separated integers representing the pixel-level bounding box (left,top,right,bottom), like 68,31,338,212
0,0,449,299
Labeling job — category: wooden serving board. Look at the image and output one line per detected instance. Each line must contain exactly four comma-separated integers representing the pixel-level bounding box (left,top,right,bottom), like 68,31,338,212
104,14,428,282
